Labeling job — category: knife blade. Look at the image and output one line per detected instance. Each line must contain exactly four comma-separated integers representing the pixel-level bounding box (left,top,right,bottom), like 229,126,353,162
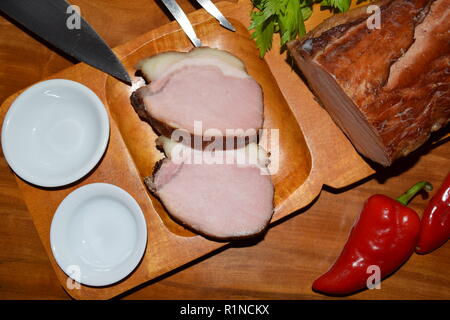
195,0,235,32
0,0,131,84
161,0,202,47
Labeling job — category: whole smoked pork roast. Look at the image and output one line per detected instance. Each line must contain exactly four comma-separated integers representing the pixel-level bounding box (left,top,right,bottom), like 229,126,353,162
288,0,449,166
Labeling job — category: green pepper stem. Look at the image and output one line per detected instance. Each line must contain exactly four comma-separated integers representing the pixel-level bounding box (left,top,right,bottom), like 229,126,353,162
396,181,433,206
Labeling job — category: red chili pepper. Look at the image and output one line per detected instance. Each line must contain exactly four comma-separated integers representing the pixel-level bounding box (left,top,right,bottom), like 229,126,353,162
416,173,450,254
312,181,432,295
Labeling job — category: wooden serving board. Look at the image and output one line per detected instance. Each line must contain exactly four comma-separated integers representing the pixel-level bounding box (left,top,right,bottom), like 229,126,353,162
0,1,373,299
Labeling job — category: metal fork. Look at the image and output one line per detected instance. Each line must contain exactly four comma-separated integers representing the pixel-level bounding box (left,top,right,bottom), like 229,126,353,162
160,0,235,47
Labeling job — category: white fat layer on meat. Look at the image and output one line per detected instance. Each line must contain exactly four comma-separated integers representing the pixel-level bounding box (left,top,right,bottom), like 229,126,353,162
156,136,269,170
137,47,248,81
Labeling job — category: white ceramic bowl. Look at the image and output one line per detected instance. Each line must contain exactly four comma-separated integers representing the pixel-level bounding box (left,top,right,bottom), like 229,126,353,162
50,183,147,287
1,79,110,187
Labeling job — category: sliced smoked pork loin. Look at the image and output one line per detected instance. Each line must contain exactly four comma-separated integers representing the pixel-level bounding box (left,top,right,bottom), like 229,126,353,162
146,137,274,240
130,48,274,240
288,0,450,166
131,48,264,148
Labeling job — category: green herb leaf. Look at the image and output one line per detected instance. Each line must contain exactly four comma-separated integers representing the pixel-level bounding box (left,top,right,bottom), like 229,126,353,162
278,0,301,47
251,14,276,58
249,0,356,57
320,0,351,12
301,6,313,21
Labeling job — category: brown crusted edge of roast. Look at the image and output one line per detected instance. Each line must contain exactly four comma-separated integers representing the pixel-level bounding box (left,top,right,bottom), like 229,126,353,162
143,158,167,194
286,41,391,165
296,0,393,56
287,0,443,166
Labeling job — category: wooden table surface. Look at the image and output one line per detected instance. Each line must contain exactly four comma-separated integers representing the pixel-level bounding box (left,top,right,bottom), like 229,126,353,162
0,0,449,300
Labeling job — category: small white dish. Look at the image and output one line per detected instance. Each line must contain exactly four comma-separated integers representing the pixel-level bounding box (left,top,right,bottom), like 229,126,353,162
50,183,147,287
1,79,110,187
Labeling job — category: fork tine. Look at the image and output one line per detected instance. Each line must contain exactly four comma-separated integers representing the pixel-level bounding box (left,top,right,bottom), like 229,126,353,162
161,0,202,47
194,0,236,31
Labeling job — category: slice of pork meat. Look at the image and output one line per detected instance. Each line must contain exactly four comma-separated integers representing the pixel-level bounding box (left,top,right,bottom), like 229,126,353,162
130,48,264,148
288,0,450,166
145,139,274,240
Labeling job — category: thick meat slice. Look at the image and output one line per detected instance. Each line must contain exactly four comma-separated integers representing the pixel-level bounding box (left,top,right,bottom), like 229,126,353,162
145,139,274,239
131,48,264,148
288,0,450,166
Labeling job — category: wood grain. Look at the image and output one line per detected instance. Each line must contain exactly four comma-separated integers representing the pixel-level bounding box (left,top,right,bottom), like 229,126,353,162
0,9,315,299
0,0,448,300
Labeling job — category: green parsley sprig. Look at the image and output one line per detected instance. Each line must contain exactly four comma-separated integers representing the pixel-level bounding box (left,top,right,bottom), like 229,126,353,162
249,0,352,57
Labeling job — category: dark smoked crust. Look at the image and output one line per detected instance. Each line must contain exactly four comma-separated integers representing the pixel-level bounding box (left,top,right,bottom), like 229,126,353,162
130,87,149,119
130,87,179,138
143,158,167,193
288,0,449,166
299,0,392,54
